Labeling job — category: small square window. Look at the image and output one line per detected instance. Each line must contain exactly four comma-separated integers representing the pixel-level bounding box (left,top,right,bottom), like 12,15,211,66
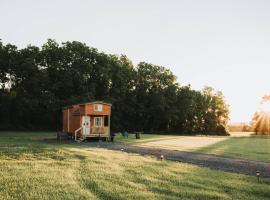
94,104,103,111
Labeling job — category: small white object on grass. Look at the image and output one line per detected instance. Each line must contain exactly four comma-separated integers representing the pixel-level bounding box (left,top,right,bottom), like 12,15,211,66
256,170,260,182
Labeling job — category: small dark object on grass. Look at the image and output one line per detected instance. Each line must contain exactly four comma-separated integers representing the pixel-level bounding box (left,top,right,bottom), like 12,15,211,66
121,131,128,138
256,170,261,182
110,131,115,142
110,136,114,142
57,132,69,141
135,132,141,139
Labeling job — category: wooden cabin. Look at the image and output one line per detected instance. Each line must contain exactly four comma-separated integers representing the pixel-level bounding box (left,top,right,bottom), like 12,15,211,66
62,101,111,141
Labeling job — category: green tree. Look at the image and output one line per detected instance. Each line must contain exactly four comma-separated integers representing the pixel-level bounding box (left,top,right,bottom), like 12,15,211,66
0,39,230,134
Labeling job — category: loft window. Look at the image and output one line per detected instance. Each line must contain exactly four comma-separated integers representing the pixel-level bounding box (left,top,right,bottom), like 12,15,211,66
94,104,103,111
94,117,102,127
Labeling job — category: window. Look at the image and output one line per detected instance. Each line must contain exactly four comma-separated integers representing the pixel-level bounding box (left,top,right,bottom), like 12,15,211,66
104,116,109,127
94,104,103,111
94,117,102,127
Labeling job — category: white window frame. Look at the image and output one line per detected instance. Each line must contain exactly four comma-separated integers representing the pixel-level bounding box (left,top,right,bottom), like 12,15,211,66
94,117,102,127
94,104,103,112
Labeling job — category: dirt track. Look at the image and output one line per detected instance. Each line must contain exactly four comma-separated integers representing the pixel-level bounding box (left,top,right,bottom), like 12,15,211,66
91,143,270,178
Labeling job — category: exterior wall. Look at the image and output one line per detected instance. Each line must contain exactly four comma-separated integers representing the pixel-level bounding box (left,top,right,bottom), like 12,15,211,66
79,105,86,115
70,116,81,134
90,116,94,127
85,103,111,116
62,108,68,132
69,105,81,134
62,105,82,135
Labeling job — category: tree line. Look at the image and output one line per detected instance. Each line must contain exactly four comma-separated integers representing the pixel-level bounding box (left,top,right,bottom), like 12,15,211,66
0,39,229,134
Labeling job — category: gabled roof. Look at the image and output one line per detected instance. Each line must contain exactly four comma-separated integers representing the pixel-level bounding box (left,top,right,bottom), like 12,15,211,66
82,101,112,106
62,101,112,110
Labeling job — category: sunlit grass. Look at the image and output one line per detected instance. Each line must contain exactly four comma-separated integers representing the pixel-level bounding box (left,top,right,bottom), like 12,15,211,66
197,135,270,161
0,131,269,200
115,133,270,161
114,133,179,144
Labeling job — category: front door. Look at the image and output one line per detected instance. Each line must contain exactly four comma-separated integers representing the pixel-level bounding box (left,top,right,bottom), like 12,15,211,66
82,116,90,136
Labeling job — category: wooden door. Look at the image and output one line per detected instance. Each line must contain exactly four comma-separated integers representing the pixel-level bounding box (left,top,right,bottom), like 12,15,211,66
82,116,90,136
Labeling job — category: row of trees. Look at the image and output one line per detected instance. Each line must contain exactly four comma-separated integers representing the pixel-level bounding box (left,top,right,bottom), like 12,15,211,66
0,39,229,134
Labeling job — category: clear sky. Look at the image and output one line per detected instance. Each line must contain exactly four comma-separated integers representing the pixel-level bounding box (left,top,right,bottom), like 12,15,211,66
1,0,270,122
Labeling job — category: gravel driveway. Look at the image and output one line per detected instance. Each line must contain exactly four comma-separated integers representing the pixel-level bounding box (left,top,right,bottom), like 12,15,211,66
92,142,270,178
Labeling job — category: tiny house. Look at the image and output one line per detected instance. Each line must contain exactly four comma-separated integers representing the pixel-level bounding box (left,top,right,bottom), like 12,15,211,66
62,101,111,141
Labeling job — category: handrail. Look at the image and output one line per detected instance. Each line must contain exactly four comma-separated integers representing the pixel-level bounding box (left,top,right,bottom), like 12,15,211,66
74,127,83,141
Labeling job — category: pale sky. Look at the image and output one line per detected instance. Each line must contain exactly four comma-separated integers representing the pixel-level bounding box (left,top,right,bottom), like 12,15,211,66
1,0,270,122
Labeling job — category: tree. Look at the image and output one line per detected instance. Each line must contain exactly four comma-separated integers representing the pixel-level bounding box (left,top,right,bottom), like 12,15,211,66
0,39,230,134
133,62,178,131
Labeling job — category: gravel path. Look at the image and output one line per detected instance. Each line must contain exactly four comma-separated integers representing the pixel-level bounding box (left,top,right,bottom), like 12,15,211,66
91,142,270,178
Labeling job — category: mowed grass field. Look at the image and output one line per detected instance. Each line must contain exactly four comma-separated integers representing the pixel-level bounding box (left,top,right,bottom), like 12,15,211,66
116,132,270,161
0,132,269,200
197,135,270,161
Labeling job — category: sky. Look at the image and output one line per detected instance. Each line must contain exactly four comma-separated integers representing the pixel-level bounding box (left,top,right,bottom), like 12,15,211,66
1,0,270,122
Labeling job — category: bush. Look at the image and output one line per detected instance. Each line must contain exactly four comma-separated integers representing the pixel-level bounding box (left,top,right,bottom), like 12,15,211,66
207,125,230,136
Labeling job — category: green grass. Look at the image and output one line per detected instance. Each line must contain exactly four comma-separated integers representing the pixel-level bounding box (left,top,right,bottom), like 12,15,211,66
115,133,270,161
114,133,179,144
197,135,270,161
0,131,269,200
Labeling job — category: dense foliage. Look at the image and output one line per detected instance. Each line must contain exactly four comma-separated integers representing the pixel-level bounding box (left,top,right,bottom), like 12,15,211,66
0,39,229,134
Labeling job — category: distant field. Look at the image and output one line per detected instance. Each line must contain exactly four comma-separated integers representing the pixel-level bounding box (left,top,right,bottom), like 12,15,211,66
0,131,269,200
116,132,270,161
197,134,270,161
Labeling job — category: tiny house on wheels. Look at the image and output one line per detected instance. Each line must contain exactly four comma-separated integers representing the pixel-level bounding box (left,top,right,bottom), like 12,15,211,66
62,101,111,141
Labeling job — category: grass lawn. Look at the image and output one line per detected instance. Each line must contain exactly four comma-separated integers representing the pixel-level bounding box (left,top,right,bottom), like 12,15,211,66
116,133,270,161
0,131,269,200
114,133,179,144
197,135,270,161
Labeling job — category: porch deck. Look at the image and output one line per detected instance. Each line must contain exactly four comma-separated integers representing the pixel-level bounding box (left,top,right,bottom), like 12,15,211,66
86,127,110,137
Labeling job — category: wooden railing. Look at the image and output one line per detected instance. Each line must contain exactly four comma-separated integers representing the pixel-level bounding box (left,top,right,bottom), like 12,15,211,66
74,127,83,141
75,127,109,141
91,127,109,135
